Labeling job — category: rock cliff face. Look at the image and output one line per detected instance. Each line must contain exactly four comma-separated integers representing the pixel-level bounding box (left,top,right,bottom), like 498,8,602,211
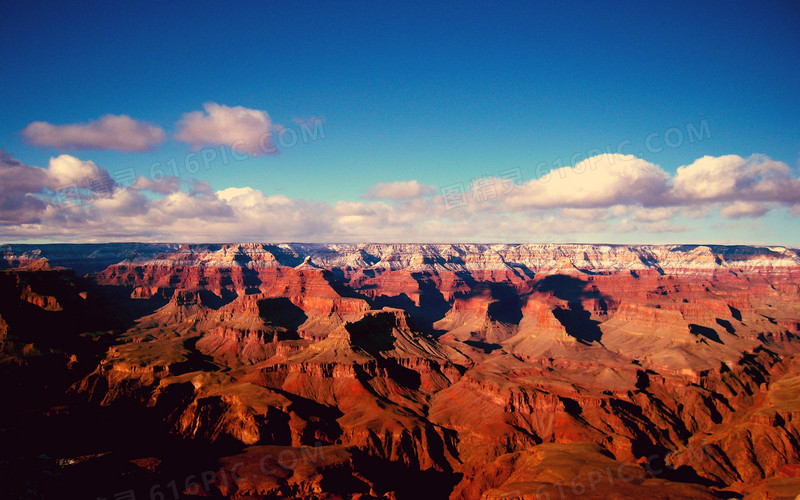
2,243,800,499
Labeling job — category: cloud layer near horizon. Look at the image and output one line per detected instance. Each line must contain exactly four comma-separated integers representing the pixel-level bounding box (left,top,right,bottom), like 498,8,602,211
1,151,798,243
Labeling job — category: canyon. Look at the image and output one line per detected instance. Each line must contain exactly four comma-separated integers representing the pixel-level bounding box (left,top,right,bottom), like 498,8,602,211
1,243,800,499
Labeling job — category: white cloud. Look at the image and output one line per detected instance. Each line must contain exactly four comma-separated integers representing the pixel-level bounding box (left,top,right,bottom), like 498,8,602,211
175,103,275,156
92,189,150,216
216,186,269,207
213,187,335,240
671,155,742,200
22,115,165,152
190,180,213,196
681,205,713,219
363,180,436,200
633,207,678,222
46,155,109,187
613,219,638,234
156,191,233,219
558,208,610,222
670,154,800,204
0,151,49,224
645,220,686,233
610,205,632,217
719,201,770,219
132,176,182,194
506,154,670,209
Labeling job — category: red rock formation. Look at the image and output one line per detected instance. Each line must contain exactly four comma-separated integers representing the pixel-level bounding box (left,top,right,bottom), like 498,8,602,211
2,243,800,498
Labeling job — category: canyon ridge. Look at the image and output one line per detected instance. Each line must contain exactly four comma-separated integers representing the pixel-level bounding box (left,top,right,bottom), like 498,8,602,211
2,243,799,499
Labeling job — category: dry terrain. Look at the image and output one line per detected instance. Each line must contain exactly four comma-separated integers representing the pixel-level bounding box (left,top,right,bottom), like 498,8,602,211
2,243,800,499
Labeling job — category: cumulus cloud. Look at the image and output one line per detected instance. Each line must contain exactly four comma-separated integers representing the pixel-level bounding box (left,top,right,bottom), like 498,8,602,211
45,155,111,188
506,154,670,209
175,103,275,155
131,176,213,196
0,151,49,224
682,205,713,219
156,191,233,219
670,154,800,204
190,179,213,196
0,150,49,193
214,187,333,240
92,189,150,216
132,176,182,194
363,180,436,200
217,186,273,207
632,207,679,223
0,152,116,225
719,201,770,219
501,153,800,225
22,115,165,152
558,208,610,222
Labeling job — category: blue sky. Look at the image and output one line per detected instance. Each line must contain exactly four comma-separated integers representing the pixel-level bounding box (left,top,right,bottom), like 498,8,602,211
1,1,799,244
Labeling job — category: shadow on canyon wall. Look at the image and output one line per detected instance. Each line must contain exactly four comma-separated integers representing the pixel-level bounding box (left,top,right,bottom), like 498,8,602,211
537,274,605,344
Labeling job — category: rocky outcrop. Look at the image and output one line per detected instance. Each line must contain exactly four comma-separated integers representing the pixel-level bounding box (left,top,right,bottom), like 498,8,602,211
2,244,800,498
